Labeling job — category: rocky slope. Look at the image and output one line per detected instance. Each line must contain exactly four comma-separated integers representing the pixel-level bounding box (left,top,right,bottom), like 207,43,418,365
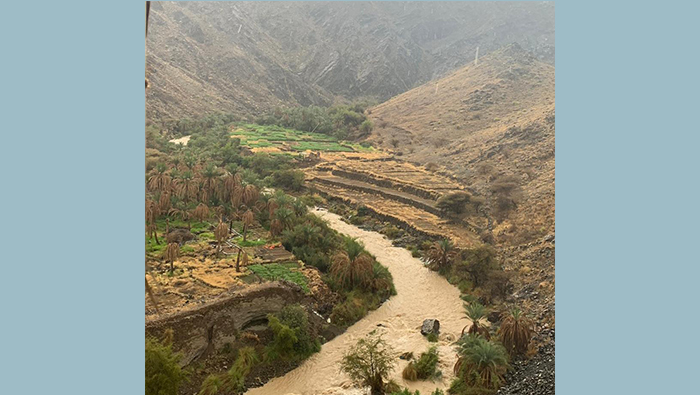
146,1,554,120
368,43,555,245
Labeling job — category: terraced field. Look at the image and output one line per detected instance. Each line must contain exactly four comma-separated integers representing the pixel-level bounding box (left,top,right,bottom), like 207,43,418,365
307,158,483,247
231,124,374,153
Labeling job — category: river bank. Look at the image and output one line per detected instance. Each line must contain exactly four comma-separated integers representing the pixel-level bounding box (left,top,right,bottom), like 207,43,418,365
246,208,469,395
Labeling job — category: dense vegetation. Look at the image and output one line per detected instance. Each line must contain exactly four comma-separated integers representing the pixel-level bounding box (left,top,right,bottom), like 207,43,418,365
255,103,374,140
145,113,396,395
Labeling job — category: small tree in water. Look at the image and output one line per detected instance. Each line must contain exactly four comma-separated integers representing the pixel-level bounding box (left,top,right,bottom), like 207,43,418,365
341,331,396,395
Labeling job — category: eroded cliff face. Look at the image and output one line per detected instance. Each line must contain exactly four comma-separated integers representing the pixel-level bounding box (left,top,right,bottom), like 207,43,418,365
146,1,554,120
145,282,310,365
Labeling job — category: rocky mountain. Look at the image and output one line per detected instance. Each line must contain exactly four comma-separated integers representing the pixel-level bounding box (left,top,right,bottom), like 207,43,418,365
367,43,555,242
146,1,554,120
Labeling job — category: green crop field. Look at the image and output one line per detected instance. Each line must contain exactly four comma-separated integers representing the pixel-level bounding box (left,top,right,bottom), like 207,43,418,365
231,124,373,153
247,263,310,293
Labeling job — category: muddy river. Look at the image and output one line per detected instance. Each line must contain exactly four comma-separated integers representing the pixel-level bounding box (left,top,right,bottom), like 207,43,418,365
246,208,468,395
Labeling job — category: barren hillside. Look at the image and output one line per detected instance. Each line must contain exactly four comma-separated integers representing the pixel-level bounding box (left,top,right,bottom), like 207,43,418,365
368,43,555,242
146,1,554,120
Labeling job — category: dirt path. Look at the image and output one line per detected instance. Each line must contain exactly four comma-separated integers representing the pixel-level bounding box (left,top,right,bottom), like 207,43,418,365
246,208,468,395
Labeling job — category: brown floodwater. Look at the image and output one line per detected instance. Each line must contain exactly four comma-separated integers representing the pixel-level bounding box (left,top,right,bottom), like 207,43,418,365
246,208,469,395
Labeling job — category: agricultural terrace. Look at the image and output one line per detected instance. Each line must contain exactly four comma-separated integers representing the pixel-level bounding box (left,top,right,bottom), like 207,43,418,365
231,124,374,153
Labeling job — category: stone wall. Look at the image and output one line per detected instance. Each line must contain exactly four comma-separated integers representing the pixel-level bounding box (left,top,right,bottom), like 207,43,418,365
145,282,310,365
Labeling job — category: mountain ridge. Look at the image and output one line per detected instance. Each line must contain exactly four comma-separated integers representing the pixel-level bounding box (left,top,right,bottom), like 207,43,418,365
146,1,554,120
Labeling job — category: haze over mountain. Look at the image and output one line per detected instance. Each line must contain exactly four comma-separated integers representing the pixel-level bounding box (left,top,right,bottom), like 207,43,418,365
146,1,554,120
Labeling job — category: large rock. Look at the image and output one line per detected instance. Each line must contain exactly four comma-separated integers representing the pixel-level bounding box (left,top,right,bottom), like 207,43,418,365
421,319,440,336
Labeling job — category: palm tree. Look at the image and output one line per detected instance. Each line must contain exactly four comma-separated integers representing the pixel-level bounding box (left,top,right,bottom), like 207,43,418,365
331,238,373,289
214,220,229,256
498,307,533,357
462,302,490,339
200,163,220,200
221,171,241,202
241,209,255,241
158,191,172,214
192,203,210,224
242,184,259,207
169,206,191,230
274,206,295,231
425,239,457,272
453,334,509,390
147,163,172,193
146,199,160,244
164,242,179,273
267,198,279,219
269,219,283,238
175,170,198,203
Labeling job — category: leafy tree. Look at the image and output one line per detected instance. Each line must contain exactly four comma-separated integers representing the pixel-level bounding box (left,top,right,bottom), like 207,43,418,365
266,305,320,361
341,331,396,395
457,246,497,288
436,192,472,215
271,169,305,191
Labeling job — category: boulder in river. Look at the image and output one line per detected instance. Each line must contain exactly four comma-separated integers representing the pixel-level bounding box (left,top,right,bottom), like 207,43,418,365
421,319,440,336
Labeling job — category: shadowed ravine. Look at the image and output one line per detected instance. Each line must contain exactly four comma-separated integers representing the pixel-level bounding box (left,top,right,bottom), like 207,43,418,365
246,208,469,395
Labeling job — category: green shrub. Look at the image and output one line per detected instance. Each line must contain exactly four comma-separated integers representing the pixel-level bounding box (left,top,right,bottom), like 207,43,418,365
271,169,305,191
413,346,440,379
382,225,402,239
266,305,320,361
427,333,439,343
146,330,186,395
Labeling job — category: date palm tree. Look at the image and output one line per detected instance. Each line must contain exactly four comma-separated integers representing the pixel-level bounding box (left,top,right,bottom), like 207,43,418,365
192,203,210,224
425,239,457,272
200,163,220,199
169,206,191,230
242,184,259,207
174,170,198,203
462,302,490,339
453,335,509,390
164,242,179,273
221,171,242,202
147,163,172,193
214,220,229,256
274,206,295,231
498,307,533,357
331,238,373,289
146,199,160,244
241,209,255,241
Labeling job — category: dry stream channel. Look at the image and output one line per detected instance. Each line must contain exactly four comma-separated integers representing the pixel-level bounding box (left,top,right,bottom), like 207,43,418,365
246,208,469,395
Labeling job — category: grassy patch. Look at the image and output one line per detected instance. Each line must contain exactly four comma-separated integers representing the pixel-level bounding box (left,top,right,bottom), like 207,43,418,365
248,263,309,293
231,124,371,153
